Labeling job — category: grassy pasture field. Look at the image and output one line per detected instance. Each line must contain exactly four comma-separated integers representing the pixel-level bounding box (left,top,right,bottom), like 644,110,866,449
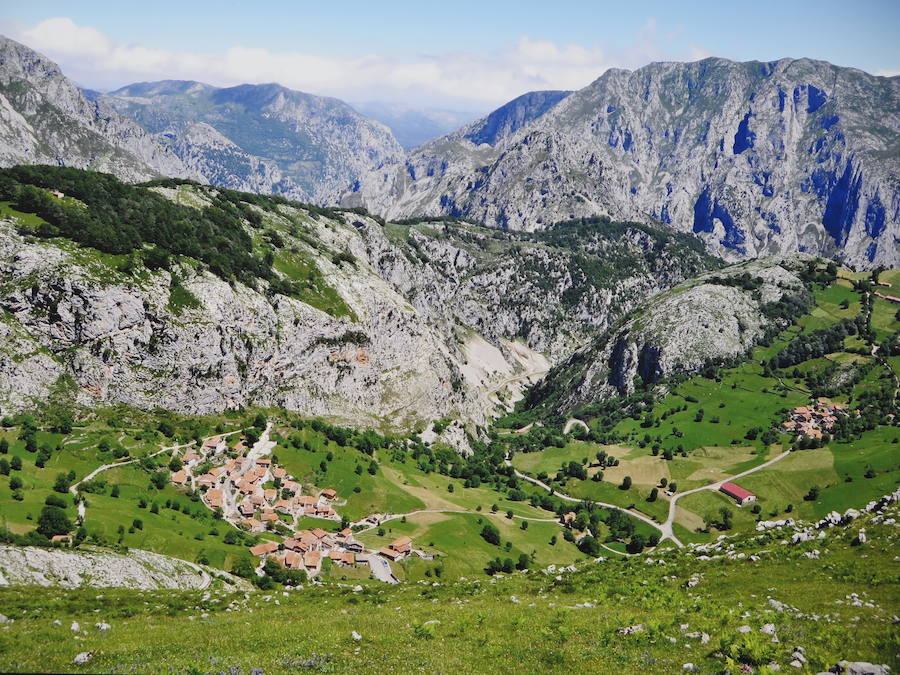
0,510,896,674
357,511,578,581
512,275,898,544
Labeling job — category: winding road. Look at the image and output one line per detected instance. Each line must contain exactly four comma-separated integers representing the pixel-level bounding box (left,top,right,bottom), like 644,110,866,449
70,440,195,522
506,463,666,537
507,447,796,548
562,418,590,435
660,450,792,546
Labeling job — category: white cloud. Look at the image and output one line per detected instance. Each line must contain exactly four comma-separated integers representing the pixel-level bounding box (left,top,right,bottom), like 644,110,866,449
11,17,704,108
687,45,714,62
875,68,900,77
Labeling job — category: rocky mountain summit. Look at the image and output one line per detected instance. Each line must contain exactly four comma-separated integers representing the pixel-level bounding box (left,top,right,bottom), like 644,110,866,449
0,37,405,205
101,80,404,203
347,58,899,269
0,36,196,182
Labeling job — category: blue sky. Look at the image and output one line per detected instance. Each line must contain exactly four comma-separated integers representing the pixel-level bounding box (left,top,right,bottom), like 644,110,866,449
2,1,898,109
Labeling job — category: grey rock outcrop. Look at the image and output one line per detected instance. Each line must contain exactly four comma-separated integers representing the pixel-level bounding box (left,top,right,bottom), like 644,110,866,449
530,256,811,413
0,183,716,431
0,545,243,590
349,58,899,269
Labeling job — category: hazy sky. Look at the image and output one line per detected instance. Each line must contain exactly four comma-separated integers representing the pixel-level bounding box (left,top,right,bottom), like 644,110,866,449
2,0,898,110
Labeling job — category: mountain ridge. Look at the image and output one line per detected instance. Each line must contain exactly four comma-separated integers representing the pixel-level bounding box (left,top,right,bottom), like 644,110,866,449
346,56,900,269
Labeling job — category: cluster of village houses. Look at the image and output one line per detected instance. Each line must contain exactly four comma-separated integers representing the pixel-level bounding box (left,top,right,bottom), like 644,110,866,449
170,434,339,533
782,398,848,440
170,432,417,580
248,531,413,577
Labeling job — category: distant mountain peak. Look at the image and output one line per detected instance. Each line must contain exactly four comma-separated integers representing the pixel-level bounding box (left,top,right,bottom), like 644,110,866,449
0,34,198,182
463,90,571,147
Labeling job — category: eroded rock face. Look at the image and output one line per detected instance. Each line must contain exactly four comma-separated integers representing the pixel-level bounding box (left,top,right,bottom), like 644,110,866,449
348,58,899,269
0,36,197,182
0,192,716,432
530,256,811,413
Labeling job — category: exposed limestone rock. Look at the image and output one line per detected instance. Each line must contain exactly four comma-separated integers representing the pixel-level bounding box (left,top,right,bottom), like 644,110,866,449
0,545,242,590
0,36,197,182
530,256,810,413
0,191,714,433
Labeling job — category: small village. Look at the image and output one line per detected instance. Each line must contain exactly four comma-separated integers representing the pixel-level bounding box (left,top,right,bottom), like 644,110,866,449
169,427,423,583
782,398,848,440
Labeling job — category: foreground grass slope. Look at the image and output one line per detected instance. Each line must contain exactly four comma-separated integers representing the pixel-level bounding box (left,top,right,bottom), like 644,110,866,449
0,505,895,674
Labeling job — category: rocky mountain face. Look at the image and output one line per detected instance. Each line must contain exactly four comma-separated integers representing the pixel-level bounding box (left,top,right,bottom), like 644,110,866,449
461,90,571,147
0,37,196,182
528,256,812,414
0,178,716,436
347,58,899,269
101,80,404,203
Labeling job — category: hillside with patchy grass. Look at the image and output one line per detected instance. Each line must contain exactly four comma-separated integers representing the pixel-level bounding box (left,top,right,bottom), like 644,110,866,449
505,264,898,547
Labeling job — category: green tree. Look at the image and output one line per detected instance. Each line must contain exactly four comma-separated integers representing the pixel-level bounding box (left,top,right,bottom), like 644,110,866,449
37,505,71,537
230,556,255,579
10,456,22,471
53,472,72,494
626,534,646,554
647,487,658,502
578,535,600,556
480,523,501,546
620,476,632,490
44,494,67,508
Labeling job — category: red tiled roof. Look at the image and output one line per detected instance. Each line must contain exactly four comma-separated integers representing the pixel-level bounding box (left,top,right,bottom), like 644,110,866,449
720,482,754,501
249,541,279,556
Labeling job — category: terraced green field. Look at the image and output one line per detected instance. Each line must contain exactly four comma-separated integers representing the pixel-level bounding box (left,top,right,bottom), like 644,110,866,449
358,511,580,580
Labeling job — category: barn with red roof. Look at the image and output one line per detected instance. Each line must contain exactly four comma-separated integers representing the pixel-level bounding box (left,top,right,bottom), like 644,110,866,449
720,482,756,506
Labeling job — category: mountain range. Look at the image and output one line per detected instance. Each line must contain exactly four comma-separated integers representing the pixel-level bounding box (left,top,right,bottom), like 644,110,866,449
99,79,403,203
346,58,900,269
0,35,897,268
